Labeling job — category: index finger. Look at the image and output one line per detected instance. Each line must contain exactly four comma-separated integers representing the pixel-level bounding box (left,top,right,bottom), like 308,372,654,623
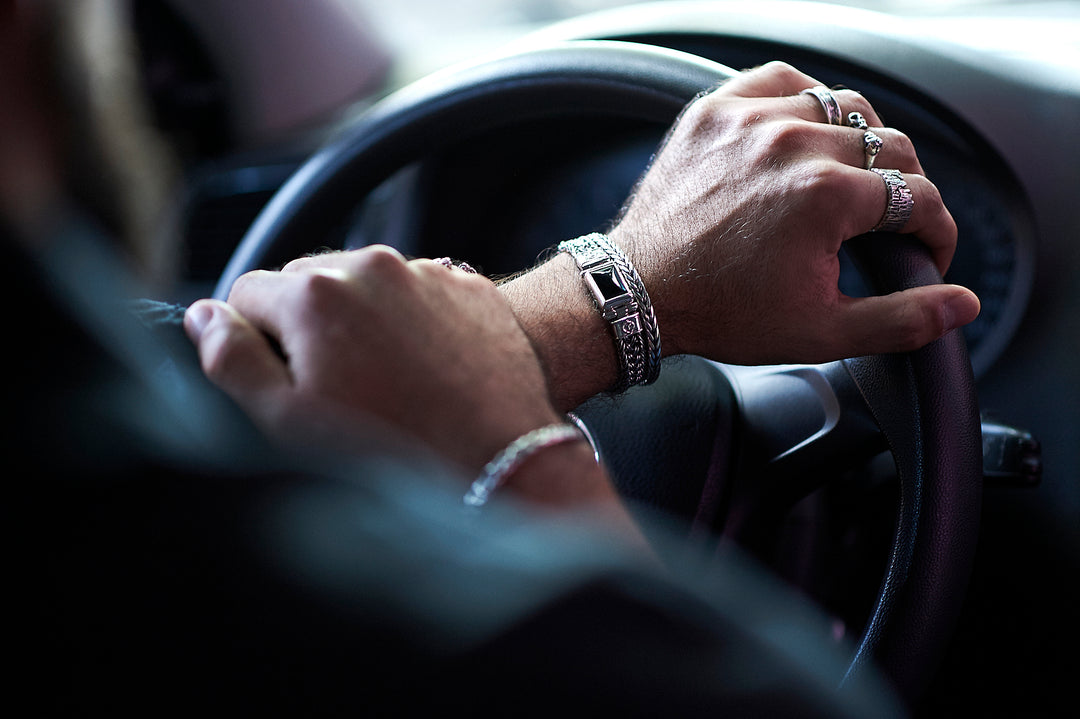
280,244,407,273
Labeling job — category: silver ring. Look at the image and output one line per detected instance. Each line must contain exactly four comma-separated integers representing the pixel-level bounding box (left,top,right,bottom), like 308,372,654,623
847,111,869,130
433,257,478,274
848,112,881,168
863,130,883,170
801,85,843,125
871,169,914,233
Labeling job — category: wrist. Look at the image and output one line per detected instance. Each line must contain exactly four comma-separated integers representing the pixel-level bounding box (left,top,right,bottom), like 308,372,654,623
498,429,654,553
464,421,589,508
557,233,661,391
500,253,620,411
606,223,689,358
501,437,605,505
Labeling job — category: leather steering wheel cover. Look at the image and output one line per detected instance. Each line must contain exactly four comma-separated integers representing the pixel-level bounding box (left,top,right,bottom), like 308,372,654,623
216,39,983,703
841,234,982,699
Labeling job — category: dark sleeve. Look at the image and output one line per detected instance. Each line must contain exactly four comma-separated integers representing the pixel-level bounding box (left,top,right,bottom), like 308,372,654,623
127,297,204,381
128,297,188,334
33,458,903,718
7,227,901,717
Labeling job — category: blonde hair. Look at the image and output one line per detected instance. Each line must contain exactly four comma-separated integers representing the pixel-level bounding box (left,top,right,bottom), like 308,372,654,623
47,0,180,287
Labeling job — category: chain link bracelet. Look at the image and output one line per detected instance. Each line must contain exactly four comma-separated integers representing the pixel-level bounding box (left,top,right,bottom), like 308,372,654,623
558,233,661,391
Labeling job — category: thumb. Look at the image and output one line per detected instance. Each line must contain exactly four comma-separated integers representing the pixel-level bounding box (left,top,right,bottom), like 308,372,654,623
836,284,981,356
184,299,292,412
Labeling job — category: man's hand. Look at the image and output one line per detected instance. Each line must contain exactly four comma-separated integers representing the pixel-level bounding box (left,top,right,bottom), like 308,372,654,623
184,246,641,525
185,246,560,473
503,62,980,409
610,61,979,363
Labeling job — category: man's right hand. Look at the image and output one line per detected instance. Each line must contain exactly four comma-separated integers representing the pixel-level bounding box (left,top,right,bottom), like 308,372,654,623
503,62,980,409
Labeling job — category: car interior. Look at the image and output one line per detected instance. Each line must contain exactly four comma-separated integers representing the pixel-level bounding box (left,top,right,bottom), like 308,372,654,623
130,0,1078,715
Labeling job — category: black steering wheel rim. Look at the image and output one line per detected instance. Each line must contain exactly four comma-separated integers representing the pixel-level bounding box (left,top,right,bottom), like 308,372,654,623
215,39,982,705
213,40,729,299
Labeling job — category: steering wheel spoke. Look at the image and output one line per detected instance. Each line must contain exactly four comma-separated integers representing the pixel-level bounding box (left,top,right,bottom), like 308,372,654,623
718,361,888,542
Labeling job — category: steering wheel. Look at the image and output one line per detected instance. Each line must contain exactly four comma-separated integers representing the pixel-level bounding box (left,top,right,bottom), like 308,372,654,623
214,40,982,705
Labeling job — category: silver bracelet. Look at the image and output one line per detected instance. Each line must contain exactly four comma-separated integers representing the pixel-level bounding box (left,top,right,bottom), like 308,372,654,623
557,233,661,391
463,422,588,509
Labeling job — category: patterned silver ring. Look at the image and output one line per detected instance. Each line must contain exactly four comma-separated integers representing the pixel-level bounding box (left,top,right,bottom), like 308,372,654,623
801,85,844,125
871,169,914,233
433,257,454,269
863,130,883,170
457,261,478,275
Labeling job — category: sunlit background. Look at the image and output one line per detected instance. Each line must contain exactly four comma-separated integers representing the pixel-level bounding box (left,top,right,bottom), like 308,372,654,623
347,0,1078,87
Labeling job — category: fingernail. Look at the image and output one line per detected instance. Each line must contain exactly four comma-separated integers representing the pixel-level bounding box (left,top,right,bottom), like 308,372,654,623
943,292,981,331
184,302,215,342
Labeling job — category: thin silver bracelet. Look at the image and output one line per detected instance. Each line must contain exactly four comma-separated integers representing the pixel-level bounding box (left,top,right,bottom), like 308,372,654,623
464,422,589,509
558,233,661,391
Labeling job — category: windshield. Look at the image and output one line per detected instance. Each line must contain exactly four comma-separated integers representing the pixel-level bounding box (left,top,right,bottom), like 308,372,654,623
347,0,1066,85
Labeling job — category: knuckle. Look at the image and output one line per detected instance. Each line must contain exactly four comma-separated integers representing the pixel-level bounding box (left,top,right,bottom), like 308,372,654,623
940,204,959,240
759,60,803,85
724,103,762,130
227,269,271,302
922,177,945,207
800,160,848,201
836,89,871,113
835,89,883,125
884,129,919,164
680,93,724,132
293,271,348,317
280,256,310,273
767,119,812,152
891,129,915,154
282,249,343,273
352,244,408,276
909,175,948,215
802,163,870,231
